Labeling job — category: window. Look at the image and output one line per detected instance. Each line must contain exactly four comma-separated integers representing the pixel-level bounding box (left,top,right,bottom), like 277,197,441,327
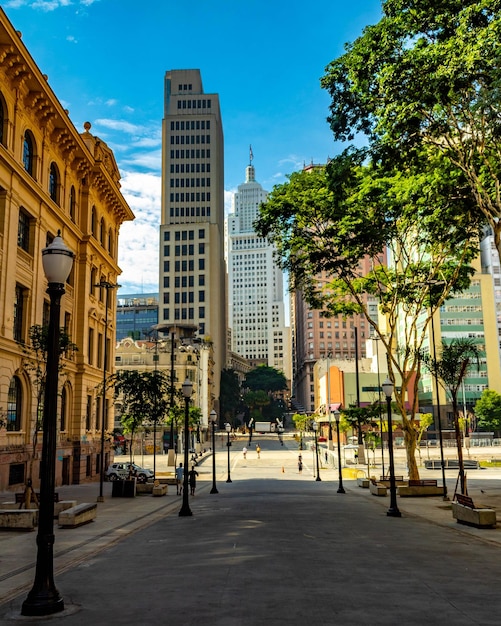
88,328,94,364
14,285,26,342
60,385,68,432
7,376,22,431
91,206,97,237
23,131,35,176
17,209,31,253
100,218,105,246
69,186,76,221
0,93,6,146
49,162,59,204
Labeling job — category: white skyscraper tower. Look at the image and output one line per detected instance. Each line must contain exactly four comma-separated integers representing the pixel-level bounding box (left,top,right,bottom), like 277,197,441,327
226,150,290,377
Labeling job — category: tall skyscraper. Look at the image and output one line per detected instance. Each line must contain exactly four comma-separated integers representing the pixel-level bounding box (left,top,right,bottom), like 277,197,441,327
160,70,227,404
226,152,290,378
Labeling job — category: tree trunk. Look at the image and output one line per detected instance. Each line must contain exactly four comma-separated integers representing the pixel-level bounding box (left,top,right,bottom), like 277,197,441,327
403,421,419,481
452,397,466,494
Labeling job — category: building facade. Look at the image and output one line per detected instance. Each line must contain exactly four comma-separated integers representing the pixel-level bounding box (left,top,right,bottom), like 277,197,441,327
116,292,159,341
0,8,134,490
159,69,226,405
226,157,290,377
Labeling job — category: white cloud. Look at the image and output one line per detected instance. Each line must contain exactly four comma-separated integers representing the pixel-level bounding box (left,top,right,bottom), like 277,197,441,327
66,35,77,43
94,118,143,135
116,171,161,293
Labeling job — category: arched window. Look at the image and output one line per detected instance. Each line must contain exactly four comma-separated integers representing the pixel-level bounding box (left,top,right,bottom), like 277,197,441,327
49,162,59,204
7,376,22,431
100,217,105,246
60,385,68,432
108,227,113,256
23,131,34,176
0,93,6,146
69,186,76,222
91,206,97,237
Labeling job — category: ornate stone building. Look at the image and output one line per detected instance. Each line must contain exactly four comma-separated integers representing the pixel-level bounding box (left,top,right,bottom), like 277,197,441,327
0,8,134,491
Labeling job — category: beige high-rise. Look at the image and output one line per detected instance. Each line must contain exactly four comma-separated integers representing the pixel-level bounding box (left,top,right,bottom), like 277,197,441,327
160,70,227,409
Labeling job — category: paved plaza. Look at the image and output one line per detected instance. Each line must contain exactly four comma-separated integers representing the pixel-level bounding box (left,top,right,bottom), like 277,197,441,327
2,436,501,624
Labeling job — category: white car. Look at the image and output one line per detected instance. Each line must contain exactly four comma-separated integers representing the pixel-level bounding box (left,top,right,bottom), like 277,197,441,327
105,462,154,482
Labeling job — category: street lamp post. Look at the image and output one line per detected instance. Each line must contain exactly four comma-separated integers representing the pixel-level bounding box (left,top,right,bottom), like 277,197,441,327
225,423,232,483
210,410,219,494
382,378,401,518
96,280,120,503
312,421,321,481
22,232,74,616
179,379,193,517
334,410,345,494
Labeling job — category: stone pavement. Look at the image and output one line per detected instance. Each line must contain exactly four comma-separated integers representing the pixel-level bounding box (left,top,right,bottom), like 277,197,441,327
1,437,501,624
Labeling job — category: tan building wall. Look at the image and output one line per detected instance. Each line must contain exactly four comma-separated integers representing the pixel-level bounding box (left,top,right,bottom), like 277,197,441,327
0,8,134,491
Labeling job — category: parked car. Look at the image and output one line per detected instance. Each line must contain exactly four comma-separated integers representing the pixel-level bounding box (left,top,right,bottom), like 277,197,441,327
105,462,154,482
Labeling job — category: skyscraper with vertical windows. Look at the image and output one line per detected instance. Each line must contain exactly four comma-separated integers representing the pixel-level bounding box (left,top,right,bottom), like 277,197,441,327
226,154,290,379
160,70,227,404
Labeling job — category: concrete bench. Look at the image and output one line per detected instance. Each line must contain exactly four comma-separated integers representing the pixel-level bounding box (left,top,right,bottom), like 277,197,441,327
0,509,38,530
152,483,168,496
369,481,387,496
357,477,369,488
54,500,77,517
136,483,154,495
58,503,97,528
398,479,444,498
451,494,497,529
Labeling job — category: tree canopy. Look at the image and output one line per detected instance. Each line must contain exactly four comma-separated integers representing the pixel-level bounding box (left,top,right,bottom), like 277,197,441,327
244,365,287,394
256,154,478,479
321,0,501,259
475,389,501,432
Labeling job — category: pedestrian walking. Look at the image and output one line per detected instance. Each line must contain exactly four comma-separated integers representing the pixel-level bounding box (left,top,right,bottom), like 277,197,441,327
298,454,303,474
243,446,248,459
175,462,184,495
188,465,199,496
256,444,261,459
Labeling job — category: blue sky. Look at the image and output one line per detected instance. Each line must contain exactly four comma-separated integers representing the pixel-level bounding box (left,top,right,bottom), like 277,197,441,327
2,0,383,294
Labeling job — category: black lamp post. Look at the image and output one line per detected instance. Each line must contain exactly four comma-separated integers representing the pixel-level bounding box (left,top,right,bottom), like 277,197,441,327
210,410,218,494
22,232,74,616
312,421,321,481
334,410,345,494
382,378,401,518
96,280,120,502
225,423,232,483
179,378,193,517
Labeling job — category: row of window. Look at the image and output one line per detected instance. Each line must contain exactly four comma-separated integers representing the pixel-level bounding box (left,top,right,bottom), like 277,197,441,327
6,376,70,432
163,291,206,304
170,134,211,145
162,307,206,322
163,259,206,273
170,178,211,188
164,229,206,241
170,163,210,173
176,98,212,109
170,149,211,159
163,243,205,256
169,206,211,218
170,120,211,131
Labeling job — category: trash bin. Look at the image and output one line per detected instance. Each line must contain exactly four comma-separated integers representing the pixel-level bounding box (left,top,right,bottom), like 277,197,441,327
112,480,124,497
123,478,136,497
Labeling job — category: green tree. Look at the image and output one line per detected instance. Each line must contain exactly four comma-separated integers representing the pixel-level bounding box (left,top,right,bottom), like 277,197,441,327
220,368,241,427
256,158,477,480
111,370,170,463
422,338,481,494
245,365,287,394
321,0,500,259
475,389,501,432
21,324,78,494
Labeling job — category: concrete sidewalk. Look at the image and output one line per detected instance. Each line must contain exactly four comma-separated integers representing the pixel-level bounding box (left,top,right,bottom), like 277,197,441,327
1,438,501,624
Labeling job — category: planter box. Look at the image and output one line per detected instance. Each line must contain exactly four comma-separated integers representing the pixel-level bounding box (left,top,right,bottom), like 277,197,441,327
451,495,497,529
112,479,137,498
369,482,387,497
398,485,444,497
0,509,38,530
